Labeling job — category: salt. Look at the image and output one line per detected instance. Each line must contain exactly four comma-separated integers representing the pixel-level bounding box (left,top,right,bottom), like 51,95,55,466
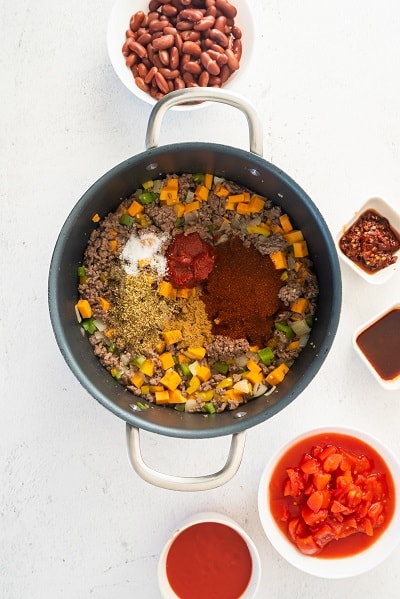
120,231,167,277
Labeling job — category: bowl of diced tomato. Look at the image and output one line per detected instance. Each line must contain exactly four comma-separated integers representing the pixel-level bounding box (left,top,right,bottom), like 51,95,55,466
257,426,400,578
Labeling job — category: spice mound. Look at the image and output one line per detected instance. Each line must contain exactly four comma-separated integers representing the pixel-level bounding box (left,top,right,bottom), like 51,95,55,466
339,209,400,273
76,173,319,414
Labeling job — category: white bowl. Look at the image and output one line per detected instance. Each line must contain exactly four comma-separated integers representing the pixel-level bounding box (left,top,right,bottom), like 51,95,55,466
336,197,400,284
352,302,400,390
258,426,400,579
158,511,261,598
107,0,254,111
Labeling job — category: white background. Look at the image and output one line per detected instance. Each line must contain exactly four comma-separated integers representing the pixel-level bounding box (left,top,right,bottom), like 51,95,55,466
2,1,400,597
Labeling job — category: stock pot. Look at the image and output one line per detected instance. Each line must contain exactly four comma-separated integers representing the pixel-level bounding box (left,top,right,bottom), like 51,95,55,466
48,88,341,491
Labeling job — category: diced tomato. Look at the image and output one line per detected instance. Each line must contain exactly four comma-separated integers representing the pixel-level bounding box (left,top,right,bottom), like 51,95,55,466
288,517,302,542
318,445,338,461
368,501,384,526
312,471,331,491
323,452,343,472
295,535,321,556
307,490,324,513
313,524,336,548
301,457,319,474
284,468,304,496
302,505,328,526
355,454,372,474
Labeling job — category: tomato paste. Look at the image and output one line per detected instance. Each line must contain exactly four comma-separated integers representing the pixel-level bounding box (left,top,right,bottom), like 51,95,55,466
166,522,252,599
268,432,395,558
166,232,216,288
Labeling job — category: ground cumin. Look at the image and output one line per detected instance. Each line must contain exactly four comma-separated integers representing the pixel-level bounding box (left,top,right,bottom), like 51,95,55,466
164,296,213,348
202,236,283,346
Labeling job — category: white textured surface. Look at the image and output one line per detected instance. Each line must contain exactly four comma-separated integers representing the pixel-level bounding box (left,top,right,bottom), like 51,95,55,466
2,1,400,598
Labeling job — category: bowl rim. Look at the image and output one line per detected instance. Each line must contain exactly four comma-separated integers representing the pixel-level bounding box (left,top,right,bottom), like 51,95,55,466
257,425,400,579
107,0,255,111
157,511,261,598
352,302,400,390
336,196,400,284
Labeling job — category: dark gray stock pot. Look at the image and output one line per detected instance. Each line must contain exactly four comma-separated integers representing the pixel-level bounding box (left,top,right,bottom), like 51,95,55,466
48,88,341,491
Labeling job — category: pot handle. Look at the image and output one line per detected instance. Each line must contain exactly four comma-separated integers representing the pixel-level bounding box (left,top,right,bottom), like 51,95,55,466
126,424,246,491
145,88,263,157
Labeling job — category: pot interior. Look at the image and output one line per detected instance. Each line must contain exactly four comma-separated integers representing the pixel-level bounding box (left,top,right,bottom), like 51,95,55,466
48,143,341,438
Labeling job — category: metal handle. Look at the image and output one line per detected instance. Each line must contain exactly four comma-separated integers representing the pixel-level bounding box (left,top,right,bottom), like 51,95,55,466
126,424,246,491
145,87,264,157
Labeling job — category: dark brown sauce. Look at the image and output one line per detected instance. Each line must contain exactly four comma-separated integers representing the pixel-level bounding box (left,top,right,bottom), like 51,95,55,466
356,308,400,380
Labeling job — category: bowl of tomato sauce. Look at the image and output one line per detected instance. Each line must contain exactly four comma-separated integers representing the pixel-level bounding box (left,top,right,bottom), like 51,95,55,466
258,426,400,578
158,511,261,598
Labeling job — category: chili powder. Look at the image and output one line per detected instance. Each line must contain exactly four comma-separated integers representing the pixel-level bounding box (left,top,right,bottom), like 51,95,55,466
202,236,283,346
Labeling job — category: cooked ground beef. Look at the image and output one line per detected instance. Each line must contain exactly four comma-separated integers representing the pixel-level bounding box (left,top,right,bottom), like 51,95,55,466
77,173,319,414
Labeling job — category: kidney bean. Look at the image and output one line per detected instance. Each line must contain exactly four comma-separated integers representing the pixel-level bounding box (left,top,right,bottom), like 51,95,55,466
130,11,146,32
159,67,180,79
199,70,210,86
127,39,147,58
149,19,166,33
174,76,186,89
225,48,239,70
215,0,237,19
176,20,194,31
181,0,192,5
183,60,202,75
152,34,175,50
169,46,179,69
232,37,242,60
214,15,227,31
209,28,229,47
155,71,170,94
193,15,215,31
232,25,241,39
182,40,202,57
179,8,204,21
200,51,220,76
144,66,158,84
137,62,148,79
149,0,162,10
137,32,152,46
135,76,150,92
162,4,178,17
219,64,232,82
125,54,137,68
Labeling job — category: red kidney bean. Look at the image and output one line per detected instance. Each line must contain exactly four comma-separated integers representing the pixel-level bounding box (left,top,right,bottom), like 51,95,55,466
135,76,150,92
183,61,202,75
174,76,186,90
214,15,227,31
179,8,203,21
209,28,229,47
159,67,180,79
136,32,152,46
193,15,215,31
200,51,220,75
144,66,158,84
225,47,239,70
159,49,170,65
137,62,148,78
199,70,210,86
169,46,179,69
130,11,146,32
127,40,147,58
182,40,202,57
176,20,194,31
149,0,162,10
152,34,175,50
232,37,242,60
215,0,236,19
232,25,241,39
162,4,178,17
125,54,137,68
155,71,170,94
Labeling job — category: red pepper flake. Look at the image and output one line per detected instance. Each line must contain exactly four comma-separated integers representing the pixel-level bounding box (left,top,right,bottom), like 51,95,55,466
339,209,400,273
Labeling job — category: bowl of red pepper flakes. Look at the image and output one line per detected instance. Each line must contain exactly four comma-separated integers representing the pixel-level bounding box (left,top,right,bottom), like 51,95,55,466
336,197,400,284
258,426,400,578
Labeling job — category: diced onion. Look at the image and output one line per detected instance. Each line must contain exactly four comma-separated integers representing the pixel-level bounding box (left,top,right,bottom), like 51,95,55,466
298,334,310,348
235,354,248,368
188,361,199,376
290,319,311,337
93,318,107,332
252,382,268,397
185,399,198,412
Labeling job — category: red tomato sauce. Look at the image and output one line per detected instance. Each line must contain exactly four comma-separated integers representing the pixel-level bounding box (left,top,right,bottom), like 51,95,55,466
268,432,396,558
165,522,253,599
166,232,216,288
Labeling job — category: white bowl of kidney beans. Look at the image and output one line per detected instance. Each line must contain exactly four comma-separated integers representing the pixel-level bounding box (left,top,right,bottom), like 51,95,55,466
107,0,254,109
336,197,400,284
258,426,400,578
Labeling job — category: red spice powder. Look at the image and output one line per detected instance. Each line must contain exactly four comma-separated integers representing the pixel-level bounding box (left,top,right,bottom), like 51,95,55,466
202,236,283,346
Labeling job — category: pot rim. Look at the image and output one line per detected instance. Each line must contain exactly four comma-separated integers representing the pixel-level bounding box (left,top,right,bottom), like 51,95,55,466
48,141,342,439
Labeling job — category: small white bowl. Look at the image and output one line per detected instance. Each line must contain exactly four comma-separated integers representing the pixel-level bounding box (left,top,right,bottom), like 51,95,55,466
158,511,261,598
107,0,254,111
258,426,400,579
336,197,400,284
352,302,400,390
